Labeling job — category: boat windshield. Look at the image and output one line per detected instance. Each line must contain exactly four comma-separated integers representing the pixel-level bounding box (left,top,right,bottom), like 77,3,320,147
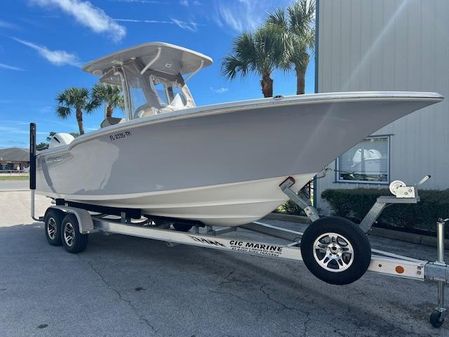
115,61,196,120
149,75,192,110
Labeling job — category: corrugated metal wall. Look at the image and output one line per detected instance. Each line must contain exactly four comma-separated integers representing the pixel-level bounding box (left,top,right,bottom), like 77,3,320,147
316,0,449,212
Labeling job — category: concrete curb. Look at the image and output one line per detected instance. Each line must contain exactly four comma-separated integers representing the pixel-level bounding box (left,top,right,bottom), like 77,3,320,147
266,213,449,249
0,189,29,192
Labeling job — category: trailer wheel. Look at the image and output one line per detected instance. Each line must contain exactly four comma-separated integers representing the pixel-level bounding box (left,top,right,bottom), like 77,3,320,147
61,214,88,253
301,216,371,285
430,310,445,328
172,223,193,232
44,209,63,246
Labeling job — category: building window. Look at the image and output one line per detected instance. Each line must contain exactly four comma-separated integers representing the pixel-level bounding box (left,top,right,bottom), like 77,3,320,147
336,136,390,184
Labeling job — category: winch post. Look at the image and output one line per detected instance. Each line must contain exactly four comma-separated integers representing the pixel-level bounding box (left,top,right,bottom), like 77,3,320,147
280,177,320,222
359,177,430,233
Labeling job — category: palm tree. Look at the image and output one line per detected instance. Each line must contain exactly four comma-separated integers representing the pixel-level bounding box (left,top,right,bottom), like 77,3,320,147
91,83,124,119
222,24,286,98
56,88,98,135
268,0,315,95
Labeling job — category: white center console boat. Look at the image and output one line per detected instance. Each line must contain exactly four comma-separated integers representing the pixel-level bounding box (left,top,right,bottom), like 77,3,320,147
29,42,449,328
34,42,442,226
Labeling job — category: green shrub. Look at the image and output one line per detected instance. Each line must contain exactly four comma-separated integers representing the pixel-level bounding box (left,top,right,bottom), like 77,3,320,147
276,200,306,216
321,188,449,233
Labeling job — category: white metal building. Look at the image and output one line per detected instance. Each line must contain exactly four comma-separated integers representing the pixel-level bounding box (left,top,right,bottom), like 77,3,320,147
315,0,449,213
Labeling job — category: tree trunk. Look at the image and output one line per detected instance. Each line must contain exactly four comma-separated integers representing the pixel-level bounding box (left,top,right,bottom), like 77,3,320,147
106,105,113,118
295,66,306,95
76,108,84,135
260,73,273,98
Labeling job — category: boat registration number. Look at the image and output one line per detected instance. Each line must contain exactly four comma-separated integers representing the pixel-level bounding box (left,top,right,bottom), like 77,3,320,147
109,131,131,141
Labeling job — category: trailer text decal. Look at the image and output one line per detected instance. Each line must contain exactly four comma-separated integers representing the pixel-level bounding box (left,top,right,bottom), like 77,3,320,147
188,236,283,257
190,235,226,247
229,240,283,257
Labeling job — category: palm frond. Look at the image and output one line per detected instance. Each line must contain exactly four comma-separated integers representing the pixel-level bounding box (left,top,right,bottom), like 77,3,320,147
91,83,124,110
56,106,71,119
55,87,95,121
222,55,245,79
267,8,288,29
254,24,290,73
221,32,256,79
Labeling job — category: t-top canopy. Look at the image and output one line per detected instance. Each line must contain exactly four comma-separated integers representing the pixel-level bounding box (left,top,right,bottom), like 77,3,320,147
83,42,213,77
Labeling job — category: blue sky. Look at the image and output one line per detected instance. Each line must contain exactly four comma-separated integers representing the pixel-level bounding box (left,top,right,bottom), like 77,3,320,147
0,0,315,148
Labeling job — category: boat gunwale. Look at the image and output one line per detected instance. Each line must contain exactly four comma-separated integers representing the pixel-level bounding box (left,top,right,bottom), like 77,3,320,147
37,91,443,156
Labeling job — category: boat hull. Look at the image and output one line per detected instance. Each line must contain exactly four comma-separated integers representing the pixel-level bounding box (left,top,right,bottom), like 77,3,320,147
36,92,443,226
68,175,313,225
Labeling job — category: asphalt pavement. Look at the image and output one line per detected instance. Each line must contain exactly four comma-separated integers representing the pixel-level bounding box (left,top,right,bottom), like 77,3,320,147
0,188,449,337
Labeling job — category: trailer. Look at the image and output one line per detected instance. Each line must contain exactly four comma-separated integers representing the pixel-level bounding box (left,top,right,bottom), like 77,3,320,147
29,123,449,328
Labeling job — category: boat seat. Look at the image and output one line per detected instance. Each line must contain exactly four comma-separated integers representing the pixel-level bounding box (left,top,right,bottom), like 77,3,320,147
137,105,159,118
136,95,193,118
100,117,124,128
158,94,191,114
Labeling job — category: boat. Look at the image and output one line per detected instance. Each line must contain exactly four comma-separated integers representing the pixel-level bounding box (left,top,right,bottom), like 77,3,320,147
35,42,443,226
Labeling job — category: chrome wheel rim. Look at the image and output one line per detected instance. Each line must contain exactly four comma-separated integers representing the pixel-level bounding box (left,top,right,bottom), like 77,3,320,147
64,223,74,247
313,232,354,272
47,218,57,240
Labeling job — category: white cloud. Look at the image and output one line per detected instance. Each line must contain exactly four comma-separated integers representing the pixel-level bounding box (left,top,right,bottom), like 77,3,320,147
214,0,291,32
0,20,18,30
30,0,126,41
210,87,228,94
170,18,198,32
116,17,199,32
0,118,75,146
13,38,81,67
0,125,48,136
0,63,24,71
39,105,54,114
115,18,172,24
111,0,163,3
179,0,200,6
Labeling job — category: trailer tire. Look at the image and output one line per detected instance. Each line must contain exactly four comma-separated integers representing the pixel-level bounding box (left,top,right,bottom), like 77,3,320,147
301,216,371,285
61,214,88,253
430,310,445,328
44,208,64,246
172,223,193,232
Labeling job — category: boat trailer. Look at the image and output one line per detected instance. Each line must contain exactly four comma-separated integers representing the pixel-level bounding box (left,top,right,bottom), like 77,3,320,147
29,123,449,328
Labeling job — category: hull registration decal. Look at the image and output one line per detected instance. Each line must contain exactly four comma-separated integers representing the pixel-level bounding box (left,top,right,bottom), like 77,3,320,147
109,130,131,141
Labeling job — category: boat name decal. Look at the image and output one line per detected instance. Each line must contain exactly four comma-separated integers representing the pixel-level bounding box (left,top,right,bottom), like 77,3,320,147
229,240,283,257
109,131,131,141
189,236,226,247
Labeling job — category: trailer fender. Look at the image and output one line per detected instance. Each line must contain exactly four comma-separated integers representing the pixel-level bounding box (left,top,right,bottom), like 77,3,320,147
47,206,94,234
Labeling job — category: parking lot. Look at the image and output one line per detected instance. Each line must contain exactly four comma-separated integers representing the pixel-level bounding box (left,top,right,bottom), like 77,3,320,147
1,184,449,337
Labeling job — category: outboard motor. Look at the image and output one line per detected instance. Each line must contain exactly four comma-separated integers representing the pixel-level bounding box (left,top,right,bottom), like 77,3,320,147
49,133,75,148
